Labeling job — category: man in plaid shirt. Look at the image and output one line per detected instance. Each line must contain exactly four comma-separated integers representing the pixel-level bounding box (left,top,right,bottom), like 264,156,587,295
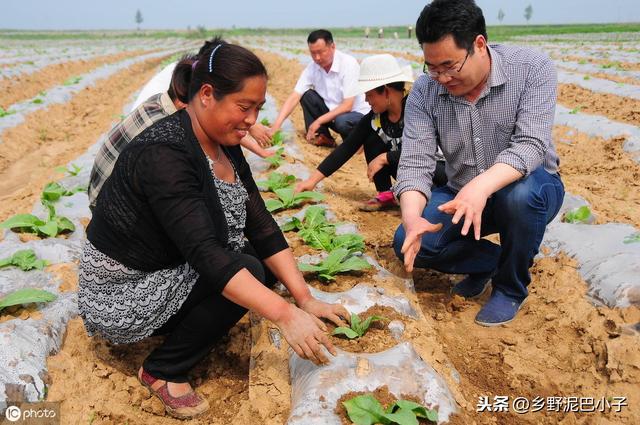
88,91,181,209
393,0,565,326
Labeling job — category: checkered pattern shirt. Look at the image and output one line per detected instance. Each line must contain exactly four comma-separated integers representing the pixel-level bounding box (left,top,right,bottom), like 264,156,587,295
394,44,560,201
88,92,177,207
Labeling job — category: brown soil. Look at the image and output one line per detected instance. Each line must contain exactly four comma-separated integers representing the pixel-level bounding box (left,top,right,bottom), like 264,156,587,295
0,53,173,222
585,72,640,86
560,55,640,72
0,303,43,324
554,125,640,228
558,83,640,126
0,49,157,110
328,305,407,353
335,385,438,425
257,49,640,424
47,317,251,425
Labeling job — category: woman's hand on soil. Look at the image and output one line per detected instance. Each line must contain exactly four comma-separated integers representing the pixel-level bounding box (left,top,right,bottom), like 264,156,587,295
306,120,322,141
400,216,443,273
367,153,388,182
300,298,350,327
295,179,316,193
275,304,337,365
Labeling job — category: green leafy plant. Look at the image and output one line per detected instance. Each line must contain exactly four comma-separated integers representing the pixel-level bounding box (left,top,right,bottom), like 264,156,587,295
55,163,82,176
623,232,640,244
63,76,82,86
0,288,57,314
329,233,366,253
32,98,44,104
1,194,75,238
265,147,285,168
332,312,388,339
257,172,296,192
569,106,582,114
298,247,370,281
271,130,285,146
282,206,336,249
0,249,48,271
563,206,592,224
260,117,271,126
265,187,324,213
583,75,591,80
41,181,86,203
0,107,16,118
342,394,438,425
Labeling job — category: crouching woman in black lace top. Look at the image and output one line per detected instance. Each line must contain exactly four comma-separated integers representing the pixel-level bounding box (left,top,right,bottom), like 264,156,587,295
79,38,348,420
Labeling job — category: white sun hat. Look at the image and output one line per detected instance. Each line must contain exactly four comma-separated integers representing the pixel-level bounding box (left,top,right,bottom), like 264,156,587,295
346,54,414,97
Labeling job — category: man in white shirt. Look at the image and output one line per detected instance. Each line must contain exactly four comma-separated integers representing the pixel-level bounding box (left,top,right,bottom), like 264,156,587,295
270,29,370,147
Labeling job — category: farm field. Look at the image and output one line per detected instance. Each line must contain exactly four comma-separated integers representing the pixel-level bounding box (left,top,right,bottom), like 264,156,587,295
0,28,639,425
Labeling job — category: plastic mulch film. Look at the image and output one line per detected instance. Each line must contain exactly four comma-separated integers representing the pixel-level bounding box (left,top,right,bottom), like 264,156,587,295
287,342,457,425
542,194,640,308
308,283,418,319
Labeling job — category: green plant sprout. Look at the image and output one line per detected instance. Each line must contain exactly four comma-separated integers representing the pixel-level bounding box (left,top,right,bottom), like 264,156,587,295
282,206,336,249
260,117,271,126
583,75,591,80
1,191,75,238
265,187,324,213
0,249,48,271
32,98,44,104
265,147,285,168
562,206,592,224
332,312,388,339
623,232,640,244
257,172,296,192
271,130,285,146
55,163,83,176
569,106,582,114
0,107,16,118
63,76,82,86
342,393,438,425
328,233,365,253
0,288,57,314
298,247,371,281
41,182,86,203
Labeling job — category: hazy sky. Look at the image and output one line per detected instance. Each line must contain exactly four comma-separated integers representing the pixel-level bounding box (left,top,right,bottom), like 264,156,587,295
1,0,638,30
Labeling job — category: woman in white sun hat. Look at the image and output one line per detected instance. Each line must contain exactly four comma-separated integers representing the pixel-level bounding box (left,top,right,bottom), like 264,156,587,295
295,54,446,211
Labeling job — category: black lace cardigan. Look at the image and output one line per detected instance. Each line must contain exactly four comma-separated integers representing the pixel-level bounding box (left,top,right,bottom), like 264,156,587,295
88,109,288,293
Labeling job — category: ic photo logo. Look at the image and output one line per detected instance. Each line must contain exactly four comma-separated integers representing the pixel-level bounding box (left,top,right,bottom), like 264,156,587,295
4,405,21,422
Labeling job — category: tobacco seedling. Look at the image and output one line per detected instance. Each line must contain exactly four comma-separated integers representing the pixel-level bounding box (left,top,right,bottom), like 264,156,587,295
41,182,86,203
0,288,57,314
55,163,83,176
0,249,48,272
342,394,438,425
265,187,324,213
63,76,82,86
265,147,285,169
329,233,365,253
271,130,285,146
583,75,591,80
298,247,370,281
257,172,296,192
332,312,388,339
282,206,336,249
1,198,75,238
569,106,582,114
562,206,592,224
0,107,15,118
32,98,44,104
623,232,640,244
260,117,271,126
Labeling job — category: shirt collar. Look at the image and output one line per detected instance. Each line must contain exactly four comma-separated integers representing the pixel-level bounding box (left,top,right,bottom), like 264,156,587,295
436,44,507,98
160,92,178,114
327,49,343,74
